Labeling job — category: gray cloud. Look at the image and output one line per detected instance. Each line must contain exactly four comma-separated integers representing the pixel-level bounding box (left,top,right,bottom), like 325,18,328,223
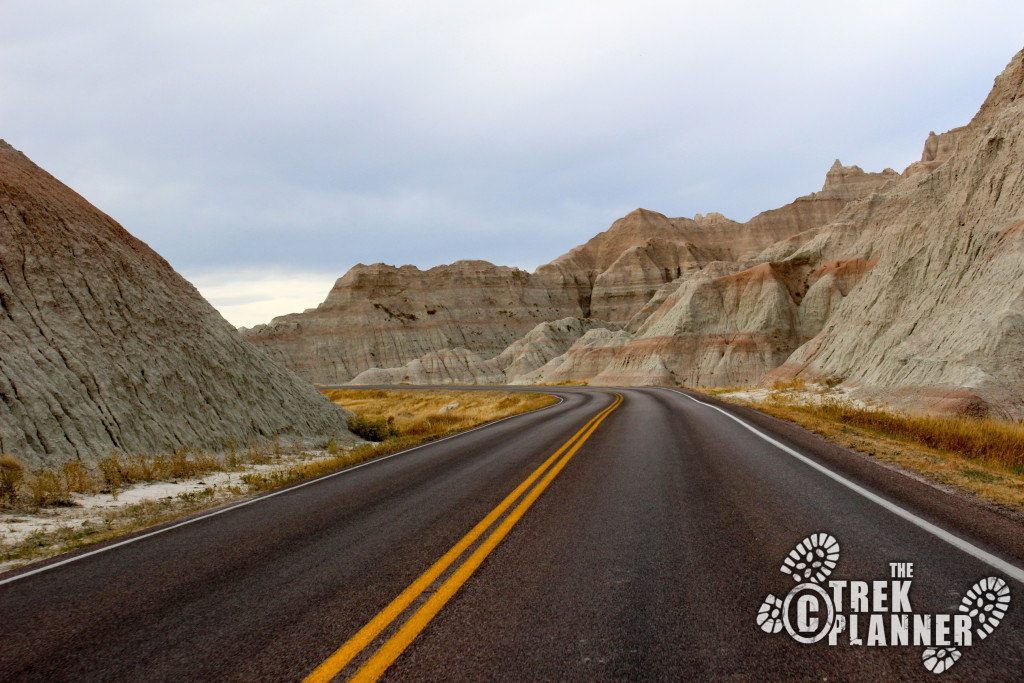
3,1,1023,324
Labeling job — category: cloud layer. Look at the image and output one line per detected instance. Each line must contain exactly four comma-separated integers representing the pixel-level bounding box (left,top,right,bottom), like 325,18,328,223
3,2,1023,325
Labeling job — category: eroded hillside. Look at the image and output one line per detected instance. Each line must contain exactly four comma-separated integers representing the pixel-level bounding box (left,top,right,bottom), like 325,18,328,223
246,47,1024,418
0,141,354,467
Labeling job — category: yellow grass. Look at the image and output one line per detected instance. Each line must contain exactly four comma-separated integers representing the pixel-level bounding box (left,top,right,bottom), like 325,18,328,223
798,398,1024,473
322,388,557,440
0,389,557,567
724,391,1024,512
234,389,555,496
0,448,235,512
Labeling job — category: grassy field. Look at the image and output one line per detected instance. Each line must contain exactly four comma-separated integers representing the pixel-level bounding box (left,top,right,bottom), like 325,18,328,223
234,389,558,492
323,388,557,438
718,389,1024,513
0,388,556,568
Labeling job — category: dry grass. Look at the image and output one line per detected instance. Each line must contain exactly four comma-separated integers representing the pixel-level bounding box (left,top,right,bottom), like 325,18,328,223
0,454,26,506
323,388,557,438
796,398,1024,473
1,493,243,566
237,390,555,494
0,389,557,567
0,446,275,513
701,385,753,397
212,390,556,496
97,449,223,492
726,392,1024,512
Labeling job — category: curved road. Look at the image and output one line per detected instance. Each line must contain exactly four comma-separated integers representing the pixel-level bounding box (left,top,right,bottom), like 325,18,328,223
1,387,1022,680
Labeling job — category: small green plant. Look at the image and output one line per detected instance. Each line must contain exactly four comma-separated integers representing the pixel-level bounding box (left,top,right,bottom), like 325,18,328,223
177,486,216,503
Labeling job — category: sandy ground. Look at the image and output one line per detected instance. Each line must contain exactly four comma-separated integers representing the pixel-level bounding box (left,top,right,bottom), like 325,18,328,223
0,448,355,571
718,385,877,410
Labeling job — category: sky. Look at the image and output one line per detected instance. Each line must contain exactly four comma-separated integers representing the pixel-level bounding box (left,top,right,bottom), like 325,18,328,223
3,2,1024,327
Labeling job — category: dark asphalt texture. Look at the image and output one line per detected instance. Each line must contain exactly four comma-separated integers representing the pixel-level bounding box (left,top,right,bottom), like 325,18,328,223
1,387,1022,681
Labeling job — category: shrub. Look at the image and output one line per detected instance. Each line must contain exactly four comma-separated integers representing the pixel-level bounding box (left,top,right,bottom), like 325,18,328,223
99,453,128,491
27,469,73,507
225,438,239,468
0,453,25,506
166,448,219,478
60,460,98,494
348,415,400,442
322,436,341,455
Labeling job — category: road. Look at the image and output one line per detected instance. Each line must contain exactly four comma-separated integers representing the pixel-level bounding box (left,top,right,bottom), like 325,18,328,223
1,387,1023,681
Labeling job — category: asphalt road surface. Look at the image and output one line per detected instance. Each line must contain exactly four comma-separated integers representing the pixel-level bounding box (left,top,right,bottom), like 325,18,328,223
2,387,1023,681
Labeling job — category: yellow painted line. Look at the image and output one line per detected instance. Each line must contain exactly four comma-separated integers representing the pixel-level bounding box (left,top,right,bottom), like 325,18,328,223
303,392,622,683
348,392,622,682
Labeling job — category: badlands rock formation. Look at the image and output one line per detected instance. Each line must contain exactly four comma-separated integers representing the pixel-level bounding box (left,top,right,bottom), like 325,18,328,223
251,47,1024,417
767,47,1024,417
0,141,353,468
519,328,633,385
348,317,618,385
249,261,586,385
248,165,893,384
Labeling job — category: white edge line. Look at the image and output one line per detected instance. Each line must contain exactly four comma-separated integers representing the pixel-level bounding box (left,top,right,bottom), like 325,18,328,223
0,392,569,587
667,388,1024,585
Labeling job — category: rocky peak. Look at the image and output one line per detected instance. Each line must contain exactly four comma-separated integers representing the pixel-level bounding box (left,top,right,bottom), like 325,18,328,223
902,128,965,177
819,160,899,200
968,47,1024,129
693,212,730,225
544,208,691,275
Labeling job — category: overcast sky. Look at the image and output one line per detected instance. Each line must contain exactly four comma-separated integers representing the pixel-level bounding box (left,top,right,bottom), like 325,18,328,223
3,2,1023,326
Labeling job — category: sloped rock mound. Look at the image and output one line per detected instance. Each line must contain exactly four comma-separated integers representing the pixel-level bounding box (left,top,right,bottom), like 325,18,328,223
495,317,619,382
592,263,801,386
538,176,894,326
0,141,353,468
349,348,503,385
516,328,633,385
350,317,618,385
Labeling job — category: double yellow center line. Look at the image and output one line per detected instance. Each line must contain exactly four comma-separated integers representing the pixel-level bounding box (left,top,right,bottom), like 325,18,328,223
304,392,623,683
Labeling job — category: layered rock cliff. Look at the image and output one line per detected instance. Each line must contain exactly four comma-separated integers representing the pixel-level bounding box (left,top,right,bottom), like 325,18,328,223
767,47,1024,417
537,162,896,324
249,47,1024,417
348,317,618,385
0,141,353,467
250,261,586,384
248,161,891,384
